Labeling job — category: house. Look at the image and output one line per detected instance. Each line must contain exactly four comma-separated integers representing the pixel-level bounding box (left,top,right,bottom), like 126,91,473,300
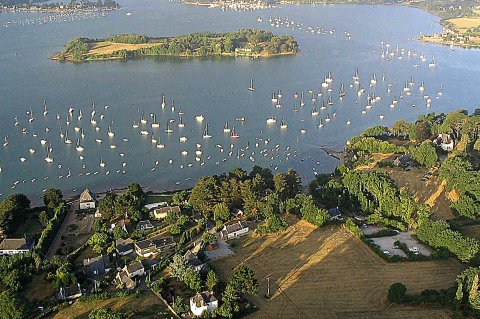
155,237,176,252
114,271,136,290
79,188,96,210
110,216,128,233
220,221,249,241
135,237,176,258
124,261,144,278
144,202,168,210
328,207,342,220
0,237,32,255
58,284,82,301
433,133,454,151
115,238,134,256
151,206,181,220
135,239,158,258
184,250,207,272
190,291,218,316
136,220,154,232
393,154,412,168
83,255,111,278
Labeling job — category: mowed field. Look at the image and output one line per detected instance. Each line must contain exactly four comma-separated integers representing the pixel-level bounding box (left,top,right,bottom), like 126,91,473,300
447,15,480,33
51,291,169,319
88,41,157,55
214,220,464,319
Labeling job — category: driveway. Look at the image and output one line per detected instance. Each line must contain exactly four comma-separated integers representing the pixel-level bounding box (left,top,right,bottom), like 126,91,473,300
370,230,432,257
204,236,234,261
46,200,78,259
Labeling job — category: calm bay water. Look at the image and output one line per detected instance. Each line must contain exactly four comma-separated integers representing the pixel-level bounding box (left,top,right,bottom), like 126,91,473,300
1,0,479,204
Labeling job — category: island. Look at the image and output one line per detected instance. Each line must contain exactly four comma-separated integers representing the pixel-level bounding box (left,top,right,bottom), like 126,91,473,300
0,0,120,13
52,29,299,62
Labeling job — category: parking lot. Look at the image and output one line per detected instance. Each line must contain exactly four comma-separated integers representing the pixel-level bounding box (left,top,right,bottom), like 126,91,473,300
363,226,432,257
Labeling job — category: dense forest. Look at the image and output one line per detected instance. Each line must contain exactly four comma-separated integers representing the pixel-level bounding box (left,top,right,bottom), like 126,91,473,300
54,29,299,61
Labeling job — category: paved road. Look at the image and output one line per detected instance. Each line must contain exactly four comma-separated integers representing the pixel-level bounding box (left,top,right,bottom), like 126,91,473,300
46,200,78,259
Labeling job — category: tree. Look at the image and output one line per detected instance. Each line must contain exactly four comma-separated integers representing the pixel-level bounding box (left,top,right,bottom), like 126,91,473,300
228,265,259,297
43,189,63,209
98,192,117,220
214,203,230,222
388,283,407,303
172,190,189,207
184,268,202,292
361,125,389,137
410,141,438,167
38,210,50,227
169,254,188,281
88,232,110,254
189,176,217,217
0,194,30,234
0,290,30,319
205,270,219,292
415,121,431,141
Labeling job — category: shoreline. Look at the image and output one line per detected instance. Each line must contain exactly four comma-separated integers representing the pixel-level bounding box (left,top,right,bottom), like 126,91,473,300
51,50,298,63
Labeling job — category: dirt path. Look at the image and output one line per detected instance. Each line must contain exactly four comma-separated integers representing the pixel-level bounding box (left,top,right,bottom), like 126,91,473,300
46,200,77,259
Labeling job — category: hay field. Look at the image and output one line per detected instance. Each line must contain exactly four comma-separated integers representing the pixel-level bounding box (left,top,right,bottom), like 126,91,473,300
214,221,463,319
88,41,158,55
447,16,480,33
51,291,169,319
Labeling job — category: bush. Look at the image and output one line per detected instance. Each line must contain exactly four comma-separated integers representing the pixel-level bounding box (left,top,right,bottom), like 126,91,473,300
366,229,398,238
388,283,407,303
344,219,363,238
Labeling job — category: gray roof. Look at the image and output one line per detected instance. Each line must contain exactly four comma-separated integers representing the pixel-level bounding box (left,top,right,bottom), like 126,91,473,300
126,261,144,275
154,237,175,250
191,291,217,308
135,239,155,250
0,238,30,251
223,221,249,235
184,250,204,268
83,255,110,277
328,207,341,218
136,220,153,231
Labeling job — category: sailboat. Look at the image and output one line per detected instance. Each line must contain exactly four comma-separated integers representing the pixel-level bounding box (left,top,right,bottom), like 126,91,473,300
140,112,147,124
64,131,72,144
300,92,305,106
78,110,83,121
161,94,166,108
271,92,277,103
370,73,377,85
230,126,239,139
43,100,48,116
318,119,324,128
293,103,299,112
203,124,212,139
108,125,115,137
76,139,84,152
248,79,255,92
165,121,173,133
327,95,333,105
339,84,346,98
3,136,8,147
45,150,54,163
178,117,185,128
223,122,230,133
429,56,436,67
325,114,331,122
99,158,106,168
151,115,160,128
280,118,288,129
352,68,360,82
311,104,319,116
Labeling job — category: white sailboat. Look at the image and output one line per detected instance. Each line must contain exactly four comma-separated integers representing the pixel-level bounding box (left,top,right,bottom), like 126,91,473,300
203,124,212,139
248,78,255,92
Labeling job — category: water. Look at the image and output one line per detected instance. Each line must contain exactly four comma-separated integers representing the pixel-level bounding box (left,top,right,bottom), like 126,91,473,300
1,0,479,204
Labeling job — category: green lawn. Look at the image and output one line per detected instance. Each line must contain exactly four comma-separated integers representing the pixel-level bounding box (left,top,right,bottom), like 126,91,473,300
144,195,172,205
13,207,45,238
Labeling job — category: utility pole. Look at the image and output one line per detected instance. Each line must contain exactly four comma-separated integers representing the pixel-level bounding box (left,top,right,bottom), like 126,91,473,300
266,277,271,298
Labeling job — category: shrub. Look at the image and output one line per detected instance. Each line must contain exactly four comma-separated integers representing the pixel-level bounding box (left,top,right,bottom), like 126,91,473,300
388,283,407,303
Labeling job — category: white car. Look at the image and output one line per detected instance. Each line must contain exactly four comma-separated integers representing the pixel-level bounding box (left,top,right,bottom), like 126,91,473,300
409,246,419,253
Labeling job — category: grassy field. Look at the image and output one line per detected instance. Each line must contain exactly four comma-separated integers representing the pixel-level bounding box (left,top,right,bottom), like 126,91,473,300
13,207,44,238
447,16,480,33
144,194,173,205
214,220,464,319
51,291,169,319
88,41,157,55
24,274,55,301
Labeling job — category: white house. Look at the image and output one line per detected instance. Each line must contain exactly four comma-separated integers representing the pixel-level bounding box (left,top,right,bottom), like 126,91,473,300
220,221,249,241
190,291,218,316
151,206,181,220
79,188,96,210
0,238,32,255
124,261,144,278
433,133,454,152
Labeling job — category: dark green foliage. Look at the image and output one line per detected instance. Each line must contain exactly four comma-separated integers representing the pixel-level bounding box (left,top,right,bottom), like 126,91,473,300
409,141,438,167
361,125,389,137
43,188,63,209
348,136,404,154
455,267,480,315
106,34,149,44
388,283,407,303
256,214,288,234
35,202,67,254
0,194,30,235
206,270,219,292
296,194,330,226
183,268,202,292
214,203,230,222
0,254,34,292
0,290,30,319
365,229,399,238
451,194,480,219
344,219,363,238
416,220,479,262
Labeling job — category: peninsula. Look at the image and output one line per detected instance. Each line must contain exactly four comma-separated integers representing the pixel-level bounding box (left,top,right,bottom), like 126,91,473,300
52,29,299,62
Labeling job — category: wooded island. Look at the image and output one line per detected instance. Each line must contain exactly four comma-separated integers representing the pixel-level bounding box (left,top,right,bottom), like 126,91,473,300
52,29,299,62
